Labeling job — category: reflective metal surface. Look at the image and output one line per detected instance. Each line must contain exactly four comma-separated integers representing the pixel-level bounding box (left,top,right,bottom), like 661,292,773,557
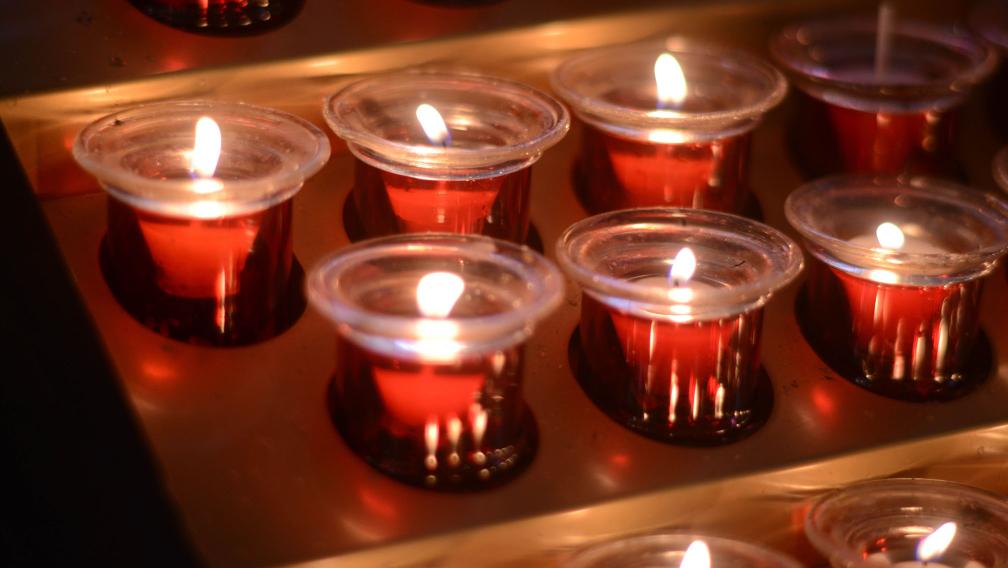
3,1,1007,567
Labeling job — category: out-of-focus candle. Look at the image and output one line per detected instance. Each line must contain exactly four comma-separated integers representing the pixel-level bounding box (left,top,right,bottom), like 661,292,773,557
308,233,562,490
556,208,802,444
563,533,802,568
325,72,569,243
551,39,786,214
74,100,330,345
786,176,1008,400
771,16,995,177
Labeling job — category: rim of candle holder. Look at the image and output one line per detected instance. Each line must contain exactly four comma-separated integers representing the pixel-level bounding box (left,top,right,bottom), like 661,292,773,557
563,532,803,568
969,0,1008,52
323,71,570,178
555,207,803,321
994,147,1008,195
550,38,787,142
785,175,1008,286
73,100,331,218
307,233,563,358
770,17,997,113
805,477,1008,568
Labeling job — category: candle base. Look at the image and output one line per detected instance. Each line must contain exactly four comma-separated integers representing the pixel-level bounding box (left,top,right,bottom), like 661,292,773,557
795,283,993,402
568,326,773,446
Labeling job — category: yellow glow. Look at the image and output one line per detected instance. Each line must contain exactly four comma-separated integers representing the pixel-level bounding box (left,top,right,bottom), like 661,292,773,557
416,103,451,146
655,52,688,106
917,522,956,562
680,540,711,568
876,222,905,250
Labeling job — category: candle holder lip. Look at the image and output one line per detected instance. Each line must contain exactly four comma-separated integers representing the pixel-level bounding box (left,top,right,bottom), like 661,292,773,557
805,477,1008,568
306,233,563,358
785,175,1008,284
550,39,787,141
323,70,570,178
969,0,1008,52
73,99,331,217
555,207,803,321
563,531,803,568
770,17,997,112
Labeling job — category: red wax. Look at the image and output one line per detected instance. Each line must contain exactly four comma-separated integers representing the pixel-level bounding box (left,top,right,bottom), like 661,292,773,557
350,159,531,242
577,295,763,442
329,335,536,490
794,92,958,176
574,123,750,213
102,197,302,345
802,260,984,398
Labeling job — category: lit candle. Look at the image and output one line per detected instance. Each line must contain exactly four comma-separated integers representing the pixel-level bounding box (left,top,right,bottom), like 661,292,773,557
771,13,996,177
308,233,562,490
552,40,786,214
787,176,1008,401
557,208,802,444
74,100,330,345
563,533,802,568
325,72,569,243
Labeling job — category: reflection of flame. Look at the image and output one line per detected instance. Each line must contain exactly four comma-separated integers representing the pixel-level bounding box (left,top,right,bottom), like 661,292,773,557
876,221,905,250
669,247,697,285
417,272,465,318
680,540,711,568
917,522,956,563
416,103,451,146
655,52,687,106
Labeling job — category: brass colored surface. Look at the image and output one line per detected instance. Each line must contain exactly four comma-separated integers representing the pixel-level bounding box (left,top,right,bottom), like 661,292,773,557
3,2,1008,567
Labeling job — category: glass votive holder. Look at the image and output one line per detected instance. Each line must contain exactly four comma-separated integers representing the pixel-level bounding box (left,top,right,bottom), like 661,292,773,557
550,39,787,215
73,100,330,346
806,478,1008,568
969,0,1008,136
786,176,1008,401
556,208,803,445
771,17,996,177
307,233,563,490
128,0,305,35
324,71,569,244
564,533,802,568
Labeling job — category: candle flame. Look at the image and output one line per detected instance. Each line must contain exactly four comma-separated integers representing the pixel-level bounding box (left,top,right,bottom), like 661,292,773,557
680,540,711,568
669,247,697,284
876,222,905,250
416,271,465,318
416,103,452,146
655,52,688,106
917,522,956,563
190,116,221,178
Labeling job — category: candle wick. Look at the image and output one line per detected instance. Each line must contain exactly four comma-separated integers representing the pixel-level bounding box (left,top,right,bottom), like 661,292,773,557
875,2,894,81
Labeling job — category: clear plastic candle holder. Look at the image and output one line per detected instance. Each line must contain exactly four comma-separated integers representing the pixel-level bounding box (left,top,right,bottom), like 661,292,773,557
786,176,1008,401
771,17,996,178
550,39,786,215
563,532,803,568
324,71,569,244
556,208,803,445
969,1,1008,136
806,478,1008,568
73,100,330,346
307,233,563,491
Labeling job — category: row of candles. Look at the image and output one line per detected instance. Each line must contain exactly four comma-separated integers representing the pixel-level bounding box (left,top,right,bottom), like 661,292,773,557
69,8,1008,566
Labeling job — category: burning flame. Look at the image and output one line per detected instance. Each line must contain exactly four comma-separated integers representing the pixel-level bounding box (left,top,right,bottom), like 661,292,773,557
416,272,465,318
655,52,688,107
190,116,223,195
680,540,711,568
876,222,905,250
668,247,697,305
416,103,451,146
917,522,957,563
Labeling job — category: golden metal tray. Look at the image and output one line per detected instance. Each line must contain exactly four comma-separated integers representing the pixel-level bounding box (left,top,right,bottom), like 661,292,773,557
3,1,1008,566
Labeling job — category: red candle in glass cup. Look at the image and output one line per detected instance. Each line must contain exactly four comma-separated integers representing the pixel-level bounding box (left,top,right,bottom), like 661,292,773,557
307,233,562,490
550,40,786,215
73,100,330,345
786,176,1008,401
771,15,996,177
324,72,569,243
556,208,803,445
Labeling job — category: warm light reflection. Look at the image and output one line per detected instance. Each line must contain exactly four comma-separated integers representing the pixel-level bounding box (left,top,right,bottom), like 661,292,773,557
917,522,956,563
876,221,905,250
416,103,451,146
655,52,688,107
680,540,711,568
